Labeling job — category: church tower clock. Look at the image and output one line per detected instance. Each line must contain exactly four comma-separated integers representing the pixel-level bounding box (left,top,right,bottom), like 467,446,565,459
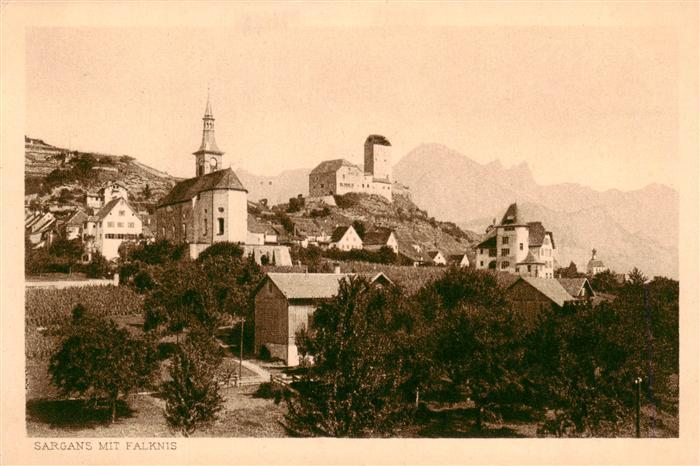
193,93,224,177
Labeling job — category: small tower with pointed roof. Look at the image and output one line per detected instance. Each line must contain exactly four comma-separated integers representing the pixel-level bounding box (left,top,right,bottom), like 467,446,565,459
193,92,224,177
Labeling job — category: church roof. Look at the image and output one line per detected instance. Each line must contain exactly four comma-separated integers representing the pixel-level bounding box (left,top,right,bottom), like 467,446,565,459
158,168,247,207
499,203,522,225
588,259,606,268
310,159,360,175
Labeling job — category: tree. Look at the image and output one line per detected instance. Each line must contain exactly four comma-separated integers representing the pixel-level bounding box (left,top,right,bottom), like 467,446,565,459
377,245,397,264
559,261,584,278
142,184,152,200
143,243,263,336
285,277,411,437
627,267,648,286
49,306,157,422
287,195,305,213
162,331,224,436
415,268,526,429
590,269,621,293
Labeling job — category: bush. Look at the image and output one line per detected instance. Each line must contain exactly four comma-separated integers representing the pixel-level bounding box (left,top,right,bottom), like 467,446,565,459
162,332,224,436
333,193,360,209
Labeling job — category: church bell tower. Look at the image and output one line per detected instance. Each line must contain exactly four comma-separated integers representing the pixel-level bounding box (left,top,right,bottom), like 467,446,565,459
193,92,224,177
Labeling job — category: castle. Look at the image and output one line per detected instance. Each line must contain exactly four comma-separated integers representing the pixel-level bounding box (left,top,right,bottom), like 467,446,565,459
308,135,394,201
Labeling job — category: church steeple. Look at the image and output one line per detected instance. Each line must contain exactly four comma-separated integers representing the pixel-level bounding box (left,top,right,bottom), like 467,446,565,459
193,91,224,177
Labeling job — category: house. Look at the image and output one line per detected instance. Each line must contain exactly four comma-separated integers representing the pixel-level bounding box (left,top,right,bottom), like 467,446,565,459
254,271,392,366
86,182,129,209
397,240,430,266
505,276,575,315
25,211,57,247
61,209,88,240
587,249,607,275
427,250,447,266
475,203,556,278
448,253,470,268
82,215,98,240
247,215,279,245
556,277,596,299
94,197,143,260
329,225,363,251
308,135,394,201
362,227,398,254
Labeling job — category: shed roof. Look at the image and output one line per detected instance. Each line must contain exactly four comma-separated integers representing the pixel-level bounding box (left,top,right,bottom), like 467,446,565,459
556,277,595,298
263,272,390,300
510,277,573,308
158,168,246,207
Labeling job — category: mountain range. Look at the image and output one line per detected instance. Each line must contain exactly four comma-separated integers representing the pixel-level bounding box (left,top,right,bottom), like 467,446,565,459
394,144,678,278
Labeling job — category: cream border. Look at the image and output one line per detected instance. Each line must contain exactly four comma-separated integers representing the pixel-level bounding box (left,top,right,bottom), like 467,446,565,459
1,2,698,465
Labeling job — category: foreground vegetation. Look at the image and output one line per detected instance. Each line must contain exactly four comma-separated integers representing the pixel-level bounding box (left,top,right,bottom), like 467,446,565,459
25,241,678,438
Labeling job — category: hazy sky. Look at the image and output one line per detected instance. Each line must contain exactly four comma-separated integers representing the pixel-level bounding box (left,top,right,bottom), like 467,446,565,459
26,24,680,190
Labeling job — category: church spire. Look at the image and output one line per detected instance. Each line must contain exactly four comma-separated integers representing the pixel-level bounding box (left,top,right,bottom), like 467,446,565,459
193,92,224,177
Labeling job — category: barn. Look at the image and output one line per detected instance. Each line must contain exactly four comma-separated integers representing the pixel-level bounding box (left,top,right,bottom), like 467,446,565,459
254,271,391,366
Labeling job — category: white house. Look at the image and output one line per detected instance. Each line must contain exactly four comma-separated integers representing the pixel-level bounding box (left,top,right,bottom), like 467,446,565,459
95,197,143,260
329,225,363,251
448,253,470,268
61,209,88,240
475,203,556,278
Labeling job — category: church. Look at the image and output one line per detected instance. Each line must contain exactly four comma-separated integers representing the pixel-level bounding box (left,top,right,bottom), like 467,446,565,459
155,97,259,260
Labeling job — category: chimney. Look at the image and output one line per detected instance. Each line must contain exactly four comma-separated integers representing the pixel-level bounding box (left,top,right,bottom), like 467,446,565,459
333,262,341,274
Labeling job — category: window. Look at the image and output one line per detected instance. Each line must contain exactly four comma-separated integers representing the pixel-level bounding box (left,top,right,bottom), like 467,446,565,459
489,249,497,257
480,261,484,267
515,266,520,272
203,219,208,235
116,222,123,228
119,210,125,216
107,222,114,228
218,207,224,212
502,236,509,245
505,226,514,231
501,261,510,269
217,218,224,235
128,222,134,228
527,265,531,272
501,248,510,256
519,243,523,251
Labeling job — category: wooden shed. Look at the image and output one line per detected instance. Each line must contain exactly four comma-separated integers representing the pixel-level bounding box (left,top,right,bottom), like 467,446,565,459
254,271,391,366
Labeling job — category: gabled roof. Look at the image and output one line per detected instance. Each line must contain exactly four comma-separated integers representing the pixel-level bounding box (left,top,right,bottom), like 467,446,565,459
556,277,595,298
158,168,246,207
476,234,497,249
363,227,395,246
427,251,443,260
248,215,277,235
510,277,573,308
310,159,360,176
95,197,137,220
331,225,356,243
65,209,88,226
517,251,545,265
527,222,546,246
262,272,391,300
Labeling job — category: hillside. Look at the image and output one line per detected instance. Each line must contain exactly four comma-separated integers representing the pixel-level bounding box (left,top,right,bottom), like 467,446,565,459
25,136,179,211
237,167,310,205
277,192,480,259
395,143,679,278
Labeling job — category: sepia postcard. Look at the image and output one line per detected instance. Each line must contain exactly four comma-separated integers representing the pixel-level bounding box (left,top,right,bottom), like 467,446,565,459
1,2,698,465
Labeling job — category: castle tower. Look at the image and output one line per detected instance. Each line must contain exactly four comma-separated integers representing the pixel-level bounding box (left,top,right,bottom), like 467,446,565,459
364,134,392,182
193,92,224,177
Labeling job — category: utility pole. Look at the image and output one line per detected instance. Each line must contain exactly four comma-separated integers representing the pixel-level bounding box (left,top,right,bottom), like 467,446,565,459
634,377,642,438
238,319,245,387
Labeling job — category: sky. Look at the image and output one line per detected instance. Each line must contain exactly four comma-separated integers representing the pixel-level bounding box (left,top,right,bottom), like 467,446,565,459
25,21,680,191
